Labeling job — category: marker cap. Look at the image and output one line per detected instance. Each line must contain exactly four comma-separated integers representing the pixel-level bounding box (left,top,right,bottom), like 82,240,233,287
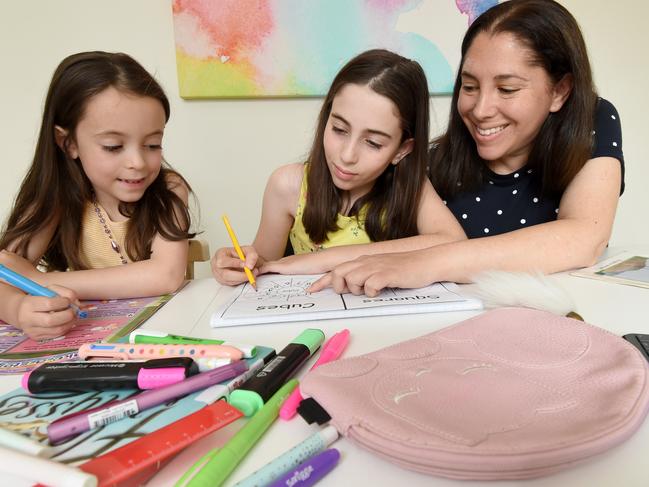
230,390,264,417
293,329,325,355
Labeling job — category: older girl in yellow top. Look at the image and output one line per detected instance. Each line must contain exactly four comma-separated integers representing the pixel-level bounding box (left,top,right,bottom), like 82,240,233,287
212,49,465,286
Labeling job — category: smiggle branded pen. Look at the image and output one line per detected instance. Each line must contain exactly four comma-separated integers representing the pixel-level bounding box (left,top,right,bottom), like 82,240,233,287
78,342,243,362
229,329,324,416
22,358,199,393
129,330,256,358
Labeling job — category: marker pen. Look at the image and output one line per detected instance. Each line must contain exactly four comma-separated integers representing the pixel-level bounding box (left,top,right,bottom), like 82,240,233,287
48,361,248,444
234,425,339,487
78,342,243,362
129,330,256,358
268,448,340,487
22,358,199,393
229,329,324,416
0,264,87,318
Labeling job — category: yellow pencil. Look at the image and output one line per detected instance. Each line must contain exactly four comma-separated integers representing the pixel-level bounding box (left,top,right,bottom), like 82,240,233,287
222,214,257,291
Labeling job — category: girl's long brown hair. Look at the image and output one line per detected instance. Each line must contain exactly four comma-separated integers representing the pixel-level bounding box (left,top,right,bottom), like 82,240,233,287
429,0,597,199
0,51,194,270
302,49,430,244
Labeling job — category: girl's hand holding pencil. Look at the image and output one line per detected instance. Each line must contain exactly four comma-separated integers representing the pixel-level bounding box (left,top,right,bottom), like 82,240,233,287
211,244,263,287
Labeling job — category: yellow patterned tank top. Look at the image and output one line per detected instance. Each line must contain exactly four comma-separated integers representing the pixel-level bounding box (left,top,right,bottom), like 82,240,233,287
289,165,372,254
78,202,132,268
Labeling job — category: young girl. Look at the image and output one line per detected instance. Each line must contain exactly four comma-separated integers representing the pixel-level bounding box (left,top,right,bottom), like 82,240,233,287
212,49,466,286
310,0,624,296
0,51,194,338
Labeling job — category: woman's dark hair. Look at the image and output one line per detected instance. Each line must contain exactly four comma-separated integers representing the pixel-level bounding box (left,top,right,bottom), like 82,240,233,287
302,48,430,244
429,0,597,198
0,51,194,270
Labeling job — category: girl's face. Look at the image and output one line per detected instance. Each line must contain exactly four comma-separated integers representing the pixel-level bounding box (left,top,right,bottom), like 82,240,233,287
323,83,413,204
457,32,570,174
63,86,166,220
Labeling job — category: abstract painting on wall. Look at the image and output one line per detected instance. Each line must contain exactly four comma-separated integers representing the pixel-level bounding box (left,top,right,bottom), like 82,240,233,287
172,0,499,98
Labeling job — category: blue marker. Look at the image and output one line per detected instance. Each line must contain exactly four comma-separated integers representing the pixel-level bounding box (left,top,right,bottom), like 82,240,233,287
0,264,87,318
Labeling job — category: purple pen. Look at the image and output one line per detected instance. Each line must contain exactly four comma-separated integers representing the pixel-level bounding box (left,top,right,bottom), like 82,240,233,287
47,360,247,444
269,448,341,487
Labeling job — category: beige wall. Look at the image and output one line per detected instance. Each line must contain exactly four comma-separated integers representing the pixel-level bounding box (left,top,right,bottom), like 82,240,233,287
1,1,646,278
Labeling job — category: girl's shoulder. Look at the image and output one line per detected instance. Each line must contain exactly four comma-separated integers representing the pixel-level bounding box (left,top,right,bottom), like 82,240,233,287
267,162,306,197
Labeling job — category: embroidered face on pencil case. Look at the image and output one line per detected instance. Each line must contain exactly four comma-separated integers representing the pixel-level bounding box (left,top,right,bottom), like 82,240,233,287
299,308,649,480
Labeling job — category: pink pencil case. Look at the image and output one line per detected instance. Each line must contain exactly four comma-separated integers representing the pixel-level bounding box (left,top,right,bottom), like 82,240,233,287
300,308,649,479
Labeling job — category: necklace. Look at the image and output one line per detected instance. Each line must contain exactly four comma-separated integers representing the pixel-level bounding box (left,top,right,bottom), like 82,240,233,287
92,200,128,265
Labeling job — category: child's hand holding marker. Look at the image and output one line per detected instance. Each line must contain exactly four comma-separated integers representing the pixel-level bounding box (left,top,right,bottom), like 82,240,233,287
0,263,85,340
14,284,81,340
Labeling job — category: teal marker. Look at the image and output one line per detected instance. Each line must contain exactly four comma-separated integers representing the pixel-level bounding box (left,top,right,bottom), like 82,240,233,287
129,330,256,358
176,379,298,487
0,264,87,318
229,329,324,416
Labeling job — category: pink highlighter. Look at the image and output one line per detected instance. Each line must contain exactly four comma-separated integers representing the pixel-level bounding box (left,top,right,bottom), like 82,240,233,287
280,329,350,420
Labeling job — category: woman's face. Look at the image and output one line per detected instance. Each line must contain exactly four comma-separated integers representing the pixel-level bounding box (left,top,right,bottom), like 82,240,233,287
457,31,569,174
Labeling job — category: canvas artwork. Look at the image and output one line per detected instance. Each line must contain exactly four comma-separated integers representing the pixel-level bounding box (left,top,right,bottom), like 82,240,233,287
172,0,499,98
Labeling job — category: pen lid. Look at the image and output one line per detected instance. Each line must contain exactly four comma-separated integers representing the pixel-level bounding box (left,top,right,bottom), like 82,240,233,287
143,357,198,375
291,329,325,355
129,329,167,344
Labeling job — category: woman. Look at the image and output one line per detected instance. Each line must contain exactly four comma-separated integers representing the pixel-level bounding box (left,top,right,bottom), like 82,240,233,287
308,0,624,296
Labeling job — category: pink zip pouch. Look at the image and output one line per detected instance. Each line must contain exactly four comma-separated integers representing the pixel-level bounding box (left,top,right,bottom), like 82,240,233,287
300,308,649,479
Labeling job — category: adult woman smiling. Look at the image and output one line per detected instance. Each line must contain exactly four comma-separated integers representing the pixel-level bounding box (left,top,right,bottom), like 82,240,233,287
309,0,624,296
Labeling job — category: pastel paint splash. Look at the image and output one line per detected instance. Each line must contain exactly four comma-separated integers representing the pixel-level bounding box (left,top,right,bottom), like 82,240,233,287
456,0,499,24
173,0,499,98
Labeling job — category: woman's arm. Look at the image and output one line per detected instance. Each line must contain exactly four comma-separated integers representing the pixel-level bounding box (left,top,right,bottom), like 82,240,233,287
310,155,621,295
260,179,467,275
211,163,302,285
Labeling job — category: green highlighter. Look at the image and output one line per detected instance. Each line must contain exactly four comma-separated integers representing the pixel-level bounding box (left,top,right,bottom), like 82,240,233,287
129,330,257,358
229,329,325,416
176,379,298,487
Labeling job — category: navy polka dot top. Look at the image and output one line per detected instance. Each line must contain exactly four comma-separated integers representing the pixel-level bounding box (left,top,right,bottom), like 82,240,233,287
440,98,624,239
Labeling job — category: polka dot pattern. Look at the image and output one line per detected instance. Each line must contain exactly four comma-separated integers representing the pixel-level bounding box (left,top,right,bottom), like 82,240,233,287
440,98,624,239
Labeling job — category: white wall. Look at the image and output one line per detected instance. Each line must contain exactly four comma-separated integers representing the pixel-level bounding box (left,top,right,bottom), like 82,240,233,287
1,1,646,278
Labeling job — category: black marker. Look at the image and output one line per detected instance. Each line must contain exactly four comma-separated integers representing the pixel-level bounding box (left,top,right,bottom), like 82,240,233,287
229,328,324,416
21,358,199,392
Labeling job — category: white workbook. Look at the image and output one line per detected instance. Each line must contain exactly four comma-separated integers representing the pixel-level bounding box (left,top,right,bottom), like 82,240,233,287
210,274,482,327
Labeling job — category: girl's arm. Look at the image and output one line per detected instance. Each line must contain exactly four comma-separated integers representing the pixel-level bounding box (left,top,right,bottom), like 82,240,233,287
211,163,302,285
21,176,191,300
310,155,621,295
0,280,78,339
260,179,466,275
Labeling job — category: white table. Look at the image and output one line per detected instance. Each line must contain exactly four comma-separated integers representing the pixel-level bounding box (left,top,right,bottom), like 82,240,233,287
3,247,649,487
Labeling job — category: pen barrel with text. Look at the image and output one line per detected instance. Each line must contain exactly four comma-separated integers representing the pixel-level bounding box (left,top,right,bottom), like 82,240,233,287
234,425,339,487
47,361,247,444
229,329,324,416
78,342,243,361
22,358,198,392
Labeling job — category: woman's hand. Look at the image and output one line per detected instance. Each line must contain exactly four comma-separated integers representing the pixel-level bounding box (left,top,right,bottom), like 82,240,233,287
211,245,263,286
16,285,80,340
307,250,437,297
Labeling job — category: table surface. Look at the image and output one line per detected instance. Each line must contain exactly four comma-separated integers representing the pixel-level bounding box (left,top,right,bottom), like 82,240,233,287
2,246,648,487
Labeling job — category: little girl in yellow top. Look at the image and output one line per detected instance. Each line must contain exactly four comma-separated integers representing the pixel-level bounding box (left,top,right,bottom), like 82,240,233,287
0,51,194,339
212,49,466,286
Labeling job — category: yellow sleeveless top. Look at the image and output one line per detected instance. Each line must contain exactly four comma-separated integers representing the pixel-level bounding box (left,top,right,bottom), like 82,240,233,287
78,202,132,268
289,165,372,254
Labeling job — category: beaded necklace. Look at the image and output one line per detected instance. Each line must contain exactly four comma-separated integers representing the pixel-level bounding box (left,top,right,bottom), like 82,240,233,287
92,199,128,265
